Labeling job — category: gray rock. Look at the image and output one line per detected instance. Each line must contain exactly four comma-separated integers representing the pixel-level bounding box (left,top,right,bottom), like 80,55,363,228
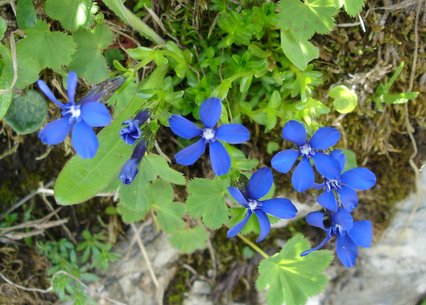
87,222,179,305
324,170,426,305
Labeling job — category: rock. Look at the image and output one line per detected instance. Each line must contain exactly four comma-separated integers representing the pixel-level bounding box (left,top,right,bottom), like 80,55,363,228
87,222,179,305
324,170,426,305
183,280,248,305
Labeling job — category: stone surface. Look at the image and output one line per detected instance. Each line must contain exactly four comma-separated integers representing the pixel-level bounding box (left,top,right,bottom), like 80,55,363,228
324,170,426,305
88,222,179,305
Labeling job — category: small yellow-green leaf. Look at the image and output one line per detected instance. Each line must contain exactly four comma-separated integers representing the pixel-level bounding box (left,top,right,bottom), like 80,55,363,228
329,85,358,113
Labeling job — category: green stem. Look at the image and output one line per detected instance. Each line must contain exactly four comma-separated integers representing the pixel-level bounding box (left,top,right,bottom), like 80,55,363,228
237,234,270,259
103,0,165,45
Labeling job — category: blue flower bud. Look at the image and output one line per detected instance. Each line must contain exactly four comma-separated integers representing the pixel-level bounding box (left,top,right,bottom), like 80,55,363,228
119,140,148,185
120,109,150,145
119,159,139,185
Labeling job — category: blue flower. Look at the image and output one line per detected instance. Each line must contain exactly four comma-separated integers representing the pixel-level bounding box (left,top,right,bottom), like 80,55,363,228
169,97,250,176
227,167,297,242
301,208,373,268
271,120,341,192
314,150,377,212
119,140,148,184
120,109,150,145
37,71,112,159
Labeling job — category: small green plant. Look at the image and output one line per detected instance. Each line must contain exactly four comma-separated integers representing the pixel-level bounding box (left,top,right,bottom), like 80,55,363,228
373,62,419,110
38,230,120,304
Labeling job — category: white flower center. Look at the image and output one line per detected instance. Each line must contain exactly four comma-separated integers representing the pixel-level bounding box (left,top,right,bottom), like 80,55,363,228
67,104,81,120
202,128,215,141
248,199,259,211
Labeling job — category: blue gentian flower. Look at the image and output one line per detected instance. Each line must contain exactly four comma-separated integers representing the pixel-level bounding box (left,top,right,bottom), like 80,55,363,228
227,167,297,242
314,150,376,212
120,109,150,145
169,97,250,176
119,140,148,184
37,71,112,159
301,208,373,268
271,120,341,192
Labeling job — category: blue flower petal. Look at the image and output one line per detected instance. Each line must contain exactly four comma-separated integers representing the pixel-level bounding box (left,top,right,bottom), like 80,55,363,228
200,97,222,128
317,191,338,212
227,211,252,238
305,211,325,229
81,102,112,127
336,234,358,268
209,141,231,176
310,126,340,150
261,198,297,219
67,71,78,103
39,117,72,145
248,167,273,200
337,185,358,211
216,124,250,144
330,149,346,173
71,121,99,158
175,138,206,166
333,208,353,231
271,149,300,173
348,220,373,248
282,120,306,145
169,115,202,139
312,152,341,179
341,167,376,190
37,80,64,109
254,209,271,242
228,186,248,206
292,158,314,192
120,120,142,145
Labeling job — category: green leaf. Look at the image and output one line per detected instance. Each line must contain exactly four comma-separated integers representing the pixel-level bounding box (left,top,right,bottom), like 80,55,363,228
45,0,94,31
4,90,47,134
69,24,113,83
146,180,186,233
280,31,319,71
277,0,339,40
256,234,333,305
15,49,41,89
140,154,185,185
0,17,7,39
383,92,419,104
16,20,76,71
340,149,357,171
16,0,37,29
186,177,230,229
329,85,358,113
54,94,141,205
343,0,365,16
267,141,280,154
0,44,13,119
169,226,209,254
117,172,150,224
102,0,164,45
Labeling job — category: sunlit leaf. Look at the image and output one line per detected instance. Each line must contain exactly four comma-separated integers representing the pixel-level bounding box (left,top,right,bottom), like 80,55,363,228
256,234,333,305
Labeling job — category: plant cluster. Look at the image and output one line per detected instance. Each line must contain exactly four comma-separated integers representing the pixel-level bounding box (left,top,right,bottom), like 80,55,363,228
0,0,399,304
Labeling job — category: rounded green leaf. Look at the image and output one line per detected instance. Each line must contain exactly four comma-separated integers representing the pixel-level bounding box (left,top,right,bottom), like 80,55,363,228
4,90,47,134
329,85,358,114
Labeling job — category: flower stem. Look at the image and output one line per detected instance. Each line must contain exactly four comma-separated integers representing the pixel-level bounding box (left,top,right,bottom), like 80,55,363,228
237,234,270,259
